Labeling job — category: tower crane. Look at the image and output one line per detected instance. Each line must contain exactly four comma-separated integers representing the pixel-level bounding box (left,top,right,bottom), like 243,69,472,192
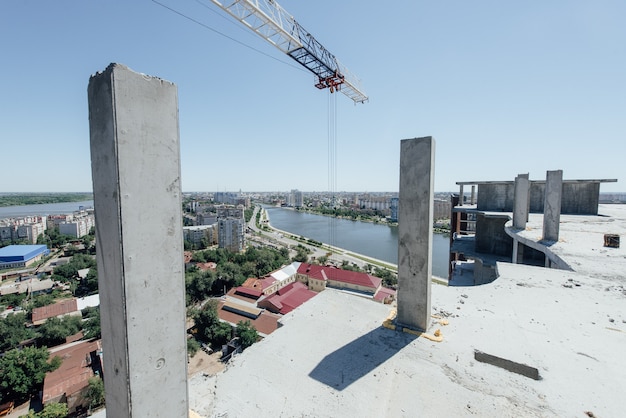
209,0,368,104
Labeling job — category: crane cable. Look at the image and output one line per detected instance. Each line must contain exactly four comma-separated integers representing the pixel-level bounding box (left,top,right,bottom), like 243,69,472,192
328,90,338,260
151,0,309,75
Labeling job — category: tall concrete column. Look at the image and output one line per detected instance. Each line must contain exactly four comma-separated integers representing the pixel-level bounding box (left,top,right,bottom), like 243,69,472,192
542,170,563,242
458,184,464,206
470,185,476,205
88,64,188,417
397,137,435,332
513,173,530,229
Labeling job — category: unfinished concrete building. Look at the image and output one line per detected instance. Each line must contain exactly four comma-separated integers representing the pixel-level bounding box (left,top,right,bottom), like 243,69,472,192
450,175,617,284
86,64,626,418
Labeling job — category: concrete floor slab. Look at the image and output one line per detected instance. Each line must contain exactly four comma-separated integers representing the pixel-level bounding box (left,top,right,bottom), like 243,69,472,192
189,258,625,417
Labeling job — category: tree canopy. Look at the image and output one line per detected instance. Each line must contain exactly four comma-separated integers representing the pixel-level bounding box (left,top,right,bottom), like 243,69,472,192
236,320,258,350
82,307,101,340
52,253,98,297
0,193,92,207
0,347,61,403
193,300,232,348
24,402,68,418
38,315,83,347
86,377,105,409
0,312,36,353
186,246,290,304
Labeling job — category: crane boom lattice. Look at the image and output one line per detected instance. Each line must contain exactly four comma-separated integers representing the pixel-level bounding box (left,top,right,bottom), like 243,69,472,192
209,0,368,104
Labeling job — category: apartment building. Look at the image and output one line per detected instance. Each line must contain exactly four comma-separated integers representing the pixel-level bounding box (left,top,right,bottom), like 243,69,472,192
0,215,47,244
183,224,218,247
58,212,95,238
218,218,245,252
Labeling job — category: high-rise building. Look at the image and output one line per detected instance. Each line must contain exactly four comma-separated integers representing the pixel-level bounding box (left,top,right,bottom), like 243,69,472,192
389,197,399,222
217,205,245,252
218,218,245,252
294,190,303,208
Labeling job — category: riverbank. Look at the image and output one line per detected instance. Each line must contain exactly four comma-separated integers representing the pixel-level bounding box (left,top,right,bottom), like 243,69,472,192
287,206,452,235
261,207,395,268
263,205,451,277
0,200,94,218
261,207,448,284
0,193,93,207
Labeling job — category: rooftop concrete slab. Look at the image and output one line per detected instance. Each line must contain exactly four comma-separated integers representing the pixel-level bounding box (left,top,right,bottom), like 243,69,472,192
189,252,626,417
507,203,626,280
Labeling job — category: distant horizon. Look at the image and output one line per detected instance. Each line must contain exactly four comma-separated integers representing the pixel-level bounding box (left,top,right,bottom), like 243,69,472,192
2,190,626,195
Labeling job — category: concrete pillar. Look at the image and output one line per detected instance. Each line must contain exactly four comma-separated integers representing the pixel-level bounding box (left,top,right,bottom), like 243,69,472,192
397,137,435,332
512,239,524,264
470,185,476,205
542,170,563,242
458,185,464,206
513,173,530,229
88,64,188,417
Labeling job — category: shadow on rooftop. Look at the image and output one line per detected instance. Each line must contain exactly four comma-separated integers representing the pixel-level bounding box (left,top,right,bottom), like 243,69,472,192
308,325,415,391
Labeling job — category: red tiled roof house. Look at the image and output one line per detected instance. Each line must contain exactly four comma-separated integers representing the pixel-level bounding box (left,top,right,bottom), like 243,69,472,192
296,263,395,303
32,299,81,326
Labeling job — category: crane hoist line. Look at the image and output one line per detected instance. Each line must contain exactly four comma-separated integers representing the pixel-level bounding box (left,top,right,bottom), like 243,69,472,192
209,0,368,104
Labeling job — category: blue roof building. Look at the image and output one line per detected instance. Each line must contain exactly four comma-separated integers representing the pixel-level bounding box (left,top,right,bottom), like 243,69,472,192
0,244,50,269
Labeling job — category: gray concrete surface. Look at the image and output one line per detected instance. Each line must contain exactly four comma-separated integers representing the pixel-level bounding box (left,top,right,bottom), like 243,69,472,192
190,260,625,418
88,63,188,417
542,170,563,243
397,137,435,331
185,203,626,418
513,173,530,230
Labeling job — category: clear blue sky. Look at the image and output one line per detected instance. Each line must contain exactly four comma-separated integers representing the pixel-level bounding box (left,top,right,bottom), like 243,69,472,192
1,1,624,193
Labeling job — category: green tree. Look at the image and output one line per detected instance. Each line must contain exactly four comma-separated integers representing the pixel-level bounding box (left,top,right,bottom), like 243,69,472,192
82,307,101,339
236,320,258,350
75,267,98,297
0,293,27,310
0,347,61,403
70,253,97,270
292,244,310,263
82,234,94,249
42,228,73,249
30,294,56,309
194,301,232,347
24,402,68,418
215,261,243,290
86,376,105,409
191,251,206,263
52,263,78,280
374,267,397,288
187,337,200,357
0,312,36,352
38,315,83,347
185,269,217,306
244,207,254,223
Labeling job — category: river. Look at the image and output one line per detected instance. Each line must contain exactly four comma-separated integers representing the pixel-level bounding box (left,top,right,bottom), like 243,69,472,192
2,201,450,278
0,200,94,218
265,206,450,278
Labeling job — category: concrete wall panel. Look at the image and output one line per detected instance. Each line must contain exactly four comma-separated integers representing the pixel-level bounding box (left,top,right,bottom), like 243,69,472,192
475,214,513,256
477,184,514,212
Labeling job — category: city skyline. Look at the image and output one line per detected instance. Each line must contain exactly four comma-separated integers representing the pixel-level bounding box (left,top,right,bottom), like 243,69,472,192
1,1,624,193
